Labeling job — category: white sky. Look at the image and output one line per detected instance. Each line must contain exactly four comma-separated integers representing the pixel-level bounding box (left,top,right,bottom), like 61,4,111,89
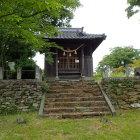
34,0,140,70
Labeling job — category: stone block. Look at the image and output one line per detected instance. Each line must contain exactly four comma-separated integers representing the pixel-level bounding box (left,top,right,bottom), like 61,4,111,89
17,118,26,124
33,103,38,107
22,109,29,112
127,92,137,96
5,102,10,105
131,103,140,108
0,80,42,113
134,85,140,89
19,106,29,109
17,67,22,80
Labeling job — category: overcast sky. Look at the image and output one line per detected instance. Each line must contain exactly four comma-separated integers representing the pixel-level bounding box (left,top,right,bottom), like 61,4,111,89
34,0,140,70
71,0,140,70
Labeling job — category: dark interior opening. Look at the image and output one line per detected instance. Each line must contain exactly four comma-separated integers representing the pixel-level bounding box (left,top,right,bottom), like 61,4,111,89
21,67,35,79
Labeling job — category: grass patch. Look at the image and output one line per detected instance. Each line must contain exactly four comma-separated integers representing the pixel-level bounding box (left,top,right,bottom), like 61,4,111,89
0,110,140,140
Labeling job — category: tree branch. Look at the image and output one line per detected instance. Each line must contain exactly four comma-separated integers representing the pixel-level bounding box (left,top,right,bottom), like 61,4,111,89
0,12,18,18
21,10,48,18
0,10,47,19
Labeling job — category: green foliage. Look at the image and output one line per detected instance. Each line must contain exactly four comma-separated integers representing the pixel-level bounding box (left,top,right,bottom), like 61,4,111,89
103,79,134,95
7,69,17,79
126,0,140,18
94,71,127,82
122,79,134,87
41,82,50,92
94,72,102,82
24,102,37,111
97,46,140,72
0,105,18,115
2,39,36,68
0,0,81,67
110,71,126,78
130,59,140,68
105,80,120,95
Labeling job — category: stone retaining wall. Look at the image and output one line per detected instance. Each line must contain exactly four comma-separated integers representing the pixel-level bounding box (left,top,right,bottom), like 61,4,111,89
101,77,140,110
0,80,43,114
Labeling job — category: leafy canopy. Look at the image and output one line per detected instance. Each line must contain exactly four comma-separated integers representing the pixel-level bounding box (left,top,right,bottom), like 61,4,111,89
97,46,140,72
0,0,80,45
126,0,140,18
0,0,81,67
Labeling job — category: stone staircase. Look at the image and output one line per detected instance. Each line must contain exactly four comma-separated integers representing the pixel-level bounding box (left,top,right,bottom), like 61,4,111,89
43,81,111,119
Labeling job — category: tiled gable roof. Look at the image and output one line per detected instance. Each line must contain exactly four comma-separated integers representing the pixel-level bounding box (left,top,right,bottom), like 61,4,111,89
44,27,106,40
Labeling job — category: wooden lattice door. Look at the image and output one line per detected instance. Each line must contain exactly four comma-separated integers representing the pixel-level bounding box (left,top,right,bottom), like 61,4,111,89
58,50,80,73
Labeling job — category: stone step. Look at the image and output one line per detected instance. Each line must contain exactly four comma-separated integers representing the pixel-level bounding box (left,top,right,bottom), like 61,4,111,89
49,84,99,88
45,93,101,98
44,106,109,113
45,101,106,107
46,96,104,102
43,81,112,118
44,111,110,119
48,88,100,94
49,82,98,86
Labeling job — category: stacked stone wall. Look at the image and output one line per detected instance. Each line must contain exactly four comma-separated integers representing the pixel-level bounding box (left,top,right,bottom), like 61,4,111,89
101,77,140,110
0,80,43,114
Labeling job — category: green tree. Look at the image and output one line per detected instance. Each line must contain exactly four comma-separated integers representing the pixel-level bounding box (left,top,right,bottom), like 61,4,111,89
3,39,36,68
97,46,140,72
126,0,140,18
0,0,81,67
130,59,140,68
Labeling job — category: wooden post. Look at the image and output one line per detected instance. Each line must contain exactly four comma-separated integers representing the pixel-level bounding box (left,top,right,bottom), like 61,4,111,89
0,67,4,80
81,47,85,78
55,49,59,80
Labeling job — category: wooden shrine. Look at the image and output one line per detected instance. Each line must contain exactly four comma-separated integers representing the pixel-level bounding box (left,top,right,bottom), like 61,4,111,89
44,27,106,80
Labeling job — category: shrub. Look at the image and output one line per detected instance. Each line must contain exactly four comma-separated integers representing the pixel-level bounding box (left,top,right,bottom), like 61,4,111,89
41,82,50,92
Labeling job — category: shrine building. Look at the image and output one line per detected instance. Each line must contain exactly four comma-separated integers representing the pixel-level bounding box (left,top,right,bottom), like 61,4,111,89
44,27,106,80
